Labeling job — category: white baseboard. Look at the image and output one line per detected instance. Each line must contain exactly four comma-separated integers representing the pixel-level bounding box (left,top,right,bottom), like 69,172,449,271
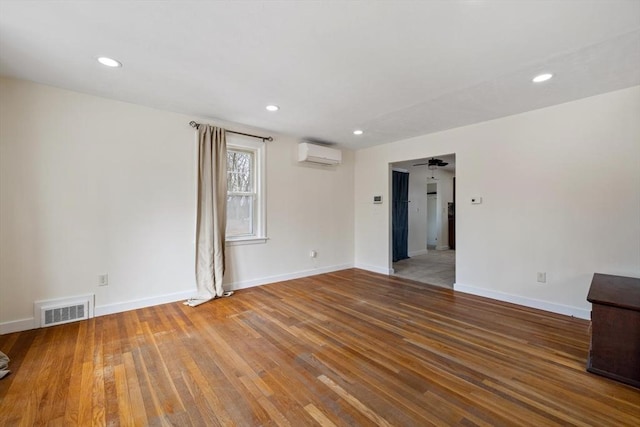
454,283,591,320
354,262,392,275
0,317,36,334
435,245,450,251
1,263,356,334
94,290,194,317
94,264,355,316
226,263,354,290
408,249,428,257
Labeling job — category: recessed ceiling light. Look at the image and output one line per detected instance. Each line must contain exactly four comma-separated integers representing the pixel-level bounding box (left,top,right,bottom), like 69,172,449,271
266,105,279,112
532,73,553,83
353,130,364,135
97,57,122,68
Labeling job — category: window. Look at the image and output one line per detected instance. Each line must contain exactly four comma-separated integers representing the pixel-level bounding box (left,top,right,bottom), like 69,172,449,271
226,137,266,244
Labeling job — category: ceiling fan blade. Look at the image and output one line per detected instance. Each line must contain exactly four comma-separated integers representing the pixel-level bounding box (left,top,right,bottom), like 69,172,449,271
418,158,450,167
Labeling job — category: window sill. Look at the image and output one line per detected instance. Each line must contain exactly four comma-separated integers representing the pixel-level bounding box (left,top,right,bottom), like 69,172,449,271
226,237,268,246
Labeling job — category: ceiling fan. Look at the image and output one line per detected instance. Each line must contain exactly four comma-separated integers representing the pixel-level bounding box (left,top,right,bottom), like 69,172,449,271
413,157,449,168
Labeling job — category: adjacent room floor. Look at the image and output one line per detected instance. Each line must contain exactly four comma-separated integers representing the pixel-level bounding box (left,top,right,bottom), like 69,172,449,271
393,249,455,288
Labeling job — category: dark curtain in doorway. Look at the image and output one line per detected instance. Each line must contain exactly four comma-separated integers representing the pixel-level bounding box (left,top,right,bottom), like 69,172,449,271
392,170,409,262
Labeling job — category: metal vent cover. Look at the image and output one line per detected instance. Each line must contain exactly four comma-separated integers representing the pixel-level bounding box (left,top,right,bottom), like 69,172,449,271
34,295,94,328
43,303,87,326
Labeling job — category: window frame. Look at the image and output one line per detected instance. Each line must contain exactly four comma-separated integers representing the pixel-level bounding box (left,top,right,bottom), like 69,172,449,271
225,136,267,245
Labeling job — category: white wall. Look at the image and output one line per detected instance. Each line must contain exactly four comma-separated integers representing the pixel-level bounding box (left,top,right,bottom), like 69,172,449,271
0,77,354,332
355,86,640,318
406,166,427,256
434,168,454,250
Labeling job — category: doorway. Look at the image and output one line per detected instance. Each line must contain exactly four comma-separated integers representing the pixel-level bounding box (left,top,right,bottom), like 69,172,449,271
390,154,456,288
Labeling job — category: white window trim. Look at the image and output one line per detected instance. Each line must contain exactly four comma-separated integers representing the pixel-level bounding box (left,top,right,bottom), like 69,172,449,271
226,136,266,245
226,237,269,246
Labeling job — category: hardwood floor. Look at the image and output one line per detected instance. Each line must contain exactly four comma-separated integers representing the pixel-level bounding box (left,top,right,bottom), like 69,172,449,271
1,269,638,426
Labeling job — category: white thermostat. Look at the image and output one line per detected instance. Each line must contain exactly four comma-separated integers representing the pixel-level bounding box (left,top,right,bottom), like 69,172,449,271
373,196,383,204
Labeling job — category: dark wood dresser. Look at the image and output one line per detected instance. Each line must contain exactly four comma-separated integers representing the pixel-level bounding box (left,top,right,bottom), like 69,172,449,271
586,273,640,388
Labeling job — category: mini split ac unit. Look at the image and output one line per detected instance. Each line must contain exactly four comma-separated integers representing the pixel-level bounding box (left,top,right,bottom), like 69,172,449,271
298,142,342,166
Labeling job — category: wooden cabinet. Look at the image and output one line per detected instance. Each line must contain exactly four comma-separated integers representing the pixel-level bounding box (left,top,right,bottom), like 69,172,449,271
586,273,640,388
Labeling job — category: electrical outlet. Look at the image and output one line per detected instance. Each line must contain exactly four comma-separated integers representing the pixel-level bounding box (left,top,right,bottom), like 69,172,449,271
98,274,109,286
537,272,546,283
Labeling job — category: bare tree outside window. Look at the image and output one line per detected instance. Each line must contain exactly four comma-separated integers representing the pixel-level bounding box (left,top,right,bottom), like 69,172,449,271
227,150,252,192
226,149,255,236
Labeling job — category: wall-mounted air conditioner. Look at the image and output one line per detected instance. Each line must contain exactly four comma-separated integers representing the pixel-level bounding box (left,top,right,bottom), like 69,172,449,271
298,142,342,166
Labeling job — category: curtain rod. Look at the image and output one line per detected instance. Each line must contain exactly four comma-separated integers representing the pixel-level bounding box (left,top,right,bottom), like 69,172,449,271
189,121,273,142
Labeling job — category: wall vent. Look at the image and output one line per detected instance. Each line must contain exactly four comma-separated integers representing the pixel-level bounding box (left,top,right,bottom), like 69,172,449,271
34,295,94,328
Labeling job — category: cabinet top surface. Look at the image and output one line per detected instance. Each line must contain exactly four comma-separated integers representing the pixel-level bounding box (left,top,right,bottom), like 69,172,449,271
587,273,640,310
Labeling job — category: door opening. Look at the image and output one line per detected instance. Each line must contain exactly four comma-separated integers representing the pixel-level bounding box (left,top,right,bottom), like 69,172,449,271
390,154,456,288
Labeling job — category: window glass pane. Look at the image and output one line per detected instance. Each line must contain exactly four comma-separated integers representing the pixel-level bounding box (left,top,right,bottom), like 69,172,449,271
227,150,253,193
226,195,254,236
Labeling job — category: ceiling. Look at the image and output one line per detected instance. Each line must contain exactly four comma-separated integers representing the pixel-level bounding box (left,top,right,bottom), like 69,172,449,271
1,1,639,150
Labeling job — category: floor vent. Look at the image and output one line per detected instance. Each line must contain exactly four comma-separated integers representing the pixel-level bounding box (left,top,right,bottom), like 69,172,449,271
34,295,94,328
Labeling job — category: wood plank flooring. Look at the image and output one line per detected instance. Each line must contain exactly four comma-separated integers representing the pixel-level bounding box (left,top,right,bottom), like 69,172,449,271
1,269,639,426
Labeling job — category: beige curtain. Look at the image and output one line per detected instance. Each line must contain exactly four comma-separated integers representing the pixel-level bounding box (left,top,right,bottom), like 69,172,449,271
187,125,227,307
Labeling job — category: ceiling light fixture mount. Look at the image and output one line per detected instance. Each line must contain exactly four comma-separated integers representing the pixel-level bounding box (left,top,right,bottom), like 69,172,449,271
532,73,553,83
265,105,279,112
353,129,364,135
97,56,122,68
